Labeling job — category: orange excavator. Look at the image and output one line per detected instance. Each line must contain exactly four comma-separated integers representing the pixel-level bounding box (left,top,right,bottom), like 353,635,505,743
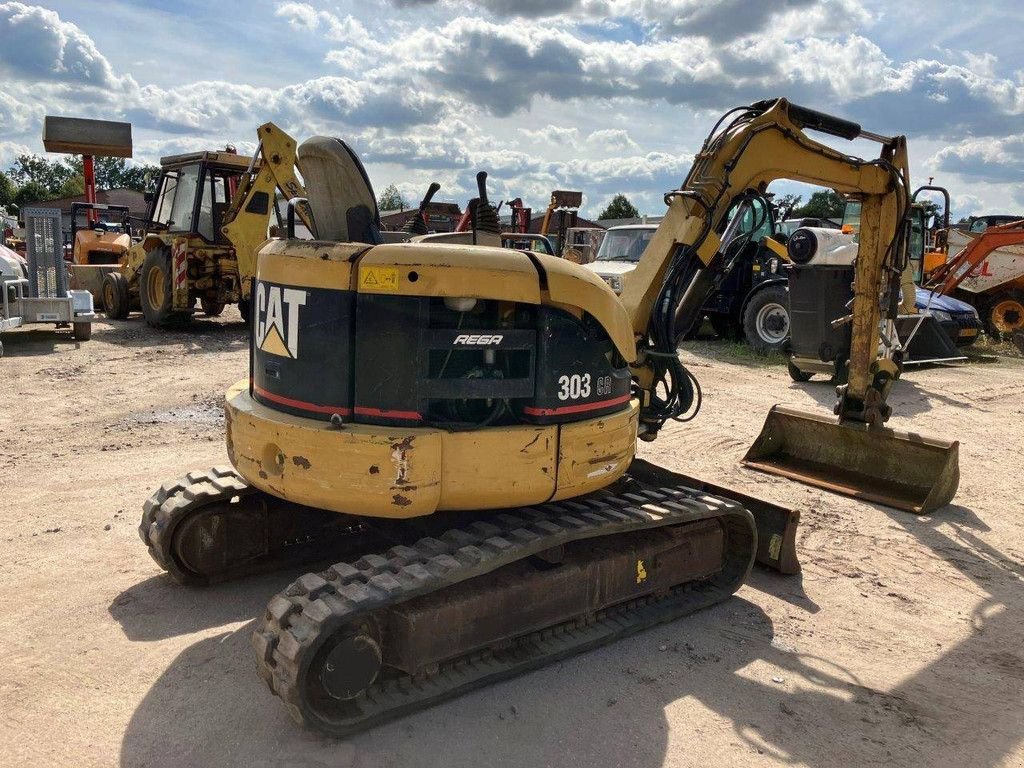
925,218,1024,337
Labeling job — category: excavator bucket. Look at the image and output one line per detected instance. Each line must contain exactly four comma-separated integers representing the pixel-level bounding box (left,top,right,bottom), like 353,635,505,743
742,405,959,514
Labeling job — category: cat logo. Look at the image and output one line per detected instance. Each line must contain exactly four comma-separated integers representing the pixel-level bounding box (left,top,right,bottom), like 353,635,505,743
254,282,307,359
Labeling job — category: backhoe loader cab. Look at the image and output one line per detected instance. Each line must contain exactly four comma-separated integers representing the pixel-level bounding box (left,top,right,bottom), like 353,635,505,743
103,124,312,327
147,152,253,244
101,150,258,325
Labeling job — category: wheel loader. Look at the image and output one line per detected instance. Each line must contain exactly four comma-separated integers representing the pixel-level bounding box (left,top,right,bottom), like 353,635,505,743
140,98,959,736
102,124,312,327
65,201,133,308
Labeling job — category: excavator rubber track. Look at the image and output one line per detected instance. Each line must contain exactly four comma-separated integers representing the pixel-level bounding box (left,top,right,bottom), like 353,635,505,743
252,463,759,737
139,466,374,585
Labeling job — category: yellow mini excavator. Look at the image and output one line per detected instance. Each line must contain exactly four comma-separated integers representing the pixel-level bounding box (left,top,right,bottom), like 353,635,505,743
140,99,958,736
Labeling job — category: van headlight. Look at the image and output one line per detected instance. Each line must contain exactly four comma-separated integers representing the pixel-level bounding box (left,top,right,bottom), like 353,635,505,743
928,309,952,324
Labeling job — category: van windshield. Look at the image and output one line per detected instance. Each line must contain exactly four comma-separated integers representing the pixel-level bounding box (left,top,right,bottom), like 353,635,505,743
595,229,655,263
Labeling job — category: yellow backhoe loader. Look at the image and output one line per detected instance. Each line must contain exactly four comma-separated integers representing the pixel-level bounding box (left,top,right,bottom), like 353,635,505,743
139,98,958,736
102,124,312,326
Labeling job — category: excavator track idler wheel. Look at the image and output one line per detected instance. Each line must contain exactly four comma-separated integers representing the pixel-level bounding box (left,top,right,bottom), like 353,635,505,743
318,630,383,701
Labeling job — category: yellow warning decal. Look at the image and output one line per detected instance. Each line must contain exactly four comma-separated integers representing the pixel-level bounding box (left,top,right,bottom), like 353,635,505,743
768,534,782,562
636,559,647,584
359,266,399,292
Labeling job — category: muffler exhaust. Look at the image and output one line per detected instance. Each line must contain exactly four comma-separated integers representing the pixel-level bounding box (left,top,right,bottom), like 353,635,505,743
742,405,959,514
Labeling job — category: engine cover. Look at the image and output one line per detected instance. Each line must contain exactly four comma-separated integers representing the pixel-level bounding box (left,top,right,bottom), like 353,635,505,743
250,239,633,430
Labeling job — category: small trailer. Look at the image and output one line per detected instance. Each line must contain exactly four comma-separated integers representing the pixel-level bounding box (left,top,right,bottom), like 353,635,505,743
0,207,95,357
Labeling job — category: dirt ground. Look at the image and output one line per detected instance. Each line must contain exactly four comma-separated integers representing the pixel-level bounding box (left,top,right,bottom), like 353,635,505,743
1,311,1022,768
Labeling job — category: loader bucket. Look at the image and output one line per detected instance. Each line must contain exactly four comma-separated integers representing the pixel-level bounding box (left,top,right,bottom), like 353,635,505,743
551,190,583,209
742,405,959,514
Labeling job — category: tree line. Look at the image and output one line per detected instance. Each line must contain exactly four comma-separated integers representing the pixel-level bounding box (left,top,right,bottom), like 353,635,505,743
0,155,161,212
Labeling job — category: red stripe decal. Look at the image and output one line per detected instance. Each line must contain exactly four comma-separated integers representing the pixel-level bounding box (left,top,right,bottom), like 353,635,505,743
354,406,423,421
523,393,631,417
253,385,352,416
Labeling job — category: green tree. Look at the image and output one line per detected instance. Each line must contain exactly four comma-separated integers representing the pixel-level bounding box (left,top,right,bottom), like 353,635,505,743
58,174,85,198
64,156,160,191
8,154,75,194
13,180,50,208
377,184,408,211
8,154,160,196
0,171,15,208
598,194,639,220
916,199,945,228
119,163,160,191
792,190,845,219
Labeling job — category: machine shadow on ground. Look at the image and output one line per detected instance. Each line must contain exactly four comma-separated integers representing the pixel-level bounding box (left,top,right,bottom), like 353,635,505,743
0,327,88,357
872,503,1024,768
789,372,974,417
92,315,250,355
115,524,1024,768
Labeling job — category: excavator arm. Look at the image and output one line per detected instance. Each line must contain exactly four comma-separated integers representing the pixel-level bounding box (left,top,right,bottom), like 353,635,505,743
221,122,315,300
621,98,909,432
622,98,955,513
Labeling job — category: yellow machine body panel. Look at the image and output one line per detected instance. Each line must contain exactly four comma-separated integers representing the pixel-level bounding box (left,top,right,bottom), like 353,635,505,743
73,230,130,264
228,235,641,518
357,243,541,303
226,380,637,518
552,404,639,500
257,238,363,289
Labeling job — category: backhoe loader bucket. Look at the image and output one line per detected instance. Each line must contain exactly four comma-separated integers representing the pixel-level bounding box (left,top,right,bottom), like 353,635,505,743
742,405,959,514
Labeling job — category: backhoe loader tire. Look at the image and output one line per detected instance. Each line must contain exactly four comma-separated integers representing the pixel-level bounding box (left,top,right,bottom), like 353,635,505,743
140,247,190,328
743,285,790,355
72,322,92,341
200,298,225,317
985,291,1024,339
101,272,130,319
238,298,251,325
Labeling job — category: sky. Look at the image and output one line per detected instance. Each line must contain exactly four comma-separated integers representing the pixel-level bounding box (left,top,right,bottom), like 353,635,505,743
1,0,1022,219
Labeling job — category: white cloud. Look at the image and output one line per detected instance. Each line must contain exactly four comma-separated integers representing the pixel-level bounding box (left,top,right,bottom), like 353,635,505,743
0,2,131,90
1,1,1022,217
932,136,1024,183
518,126,580,145
0,140,33,168
586,128,639,152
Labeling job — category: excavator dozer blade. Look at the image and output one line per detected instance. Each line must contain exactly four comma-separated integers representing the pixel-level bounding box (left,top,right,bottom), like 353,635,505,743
742,405,959,514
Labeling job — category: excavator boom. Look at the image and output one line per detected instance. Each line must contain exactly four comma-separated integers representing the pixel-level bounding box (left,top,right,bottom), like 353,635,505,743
619,98,957,512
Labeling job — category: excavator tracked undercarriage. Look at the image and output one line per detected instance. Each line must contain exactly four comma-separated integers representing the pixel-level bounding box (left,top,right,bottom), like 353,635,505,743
140,98,957,736
141,460,786,736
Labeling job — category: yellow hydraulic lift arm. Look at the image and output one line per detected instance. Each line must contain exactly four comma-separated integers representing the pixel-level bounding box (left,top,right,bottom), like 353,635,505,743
221,122,315,300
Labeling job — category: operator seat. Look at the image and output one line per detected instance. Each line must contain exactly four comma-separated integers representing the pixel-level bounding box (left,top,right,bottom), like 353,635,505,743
297,136,383,245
